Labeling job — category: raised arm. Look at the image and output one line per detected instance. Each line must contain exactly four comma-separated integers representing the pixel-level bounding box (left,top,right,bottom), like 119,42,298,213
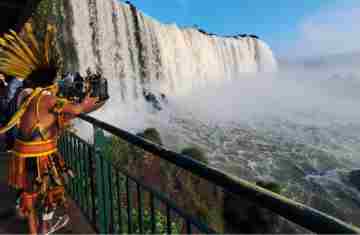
62,96,101,115
45,94,105,122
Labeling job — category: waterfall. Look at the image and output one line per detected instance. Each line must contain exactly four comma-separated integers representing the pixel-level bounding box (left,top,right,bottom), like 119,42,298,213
61,0,277,101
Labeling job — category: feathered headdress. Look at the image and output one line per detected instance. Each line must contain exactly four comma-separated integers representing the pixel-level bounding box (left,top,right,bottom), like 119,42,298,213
0,23,60,82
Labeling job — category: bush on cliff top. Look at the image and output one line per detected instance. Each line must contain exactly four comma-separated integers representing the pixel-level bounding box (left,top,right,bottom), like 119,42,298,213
181,147,208,164
137,128,162,145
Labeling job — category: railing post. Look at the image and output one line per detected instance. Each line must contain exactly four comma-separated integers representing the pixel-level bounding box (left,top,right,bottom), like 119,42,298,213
88,144,97,225
94,125,111,234
94,126,105,234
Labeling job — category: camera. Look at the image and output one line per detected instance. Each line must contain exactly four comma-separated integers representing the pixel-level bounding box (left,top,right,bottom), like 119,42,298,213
58,69,109,103
58,72,86,102
85,69,110,101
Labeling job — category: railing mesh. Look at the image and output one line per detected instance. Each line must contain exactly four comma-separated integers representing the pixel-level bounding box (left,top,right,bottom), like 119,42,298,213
58,115,360,234
59,131,215,234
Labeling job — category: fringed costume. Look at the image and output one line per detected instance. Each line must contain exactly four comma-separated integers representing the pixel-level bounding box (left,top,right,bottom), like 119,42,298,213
0,23,73,234
7,89,72,213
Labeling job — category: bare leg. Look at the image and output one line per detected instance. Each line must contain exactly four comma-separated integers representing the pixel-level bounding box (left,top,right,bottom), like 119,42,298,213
28,209,38,235
40,218,49,234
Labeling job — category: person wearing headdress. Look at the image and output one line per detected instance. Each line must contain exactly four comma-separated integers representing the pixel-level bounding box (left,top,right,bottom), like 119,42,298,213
0,23,106,234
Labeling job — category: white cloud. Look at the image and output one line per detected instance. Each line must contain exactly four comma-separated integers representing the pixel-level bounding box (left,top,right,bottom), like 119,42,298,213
285,3,360,59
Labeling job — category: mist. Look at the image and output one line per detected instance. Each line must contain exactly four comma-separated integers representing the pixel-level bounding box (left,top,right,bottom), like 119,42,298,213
160,69,359,126
74,63,360,148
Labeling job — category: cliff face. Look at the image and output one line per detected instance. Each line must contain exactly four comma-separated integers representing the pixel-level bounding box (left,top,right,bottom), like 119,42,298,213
59,0,277,100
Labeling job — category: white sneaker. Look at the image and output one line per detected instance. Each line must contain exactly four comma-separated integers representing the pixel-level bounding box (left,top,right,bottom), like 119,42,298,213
45,214,70,235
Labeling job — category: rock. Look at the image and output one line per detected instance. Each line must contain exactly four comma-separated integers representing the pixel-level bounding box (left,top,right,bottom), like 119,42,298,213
349,170,360,191
160,93,168,104
197,28,208,35
143,90,162,111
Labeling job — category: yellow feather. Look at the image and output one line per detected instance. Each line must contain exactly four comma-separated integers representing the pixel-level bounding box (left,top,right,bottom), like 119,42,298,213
7,32,38,66
44,26,55,65
0,65,31,77
0,65,29,75
0,38,7,46
0,62,31,74
24,33,41,65
0,65,30,77
0,44,34,67
0,58,32,71
0,53,30,65
0,61,32,72
0,69,26,79
24,23,40,54
0,23,59,82
1,36,36,68
4,34,15,41
9,30,40,66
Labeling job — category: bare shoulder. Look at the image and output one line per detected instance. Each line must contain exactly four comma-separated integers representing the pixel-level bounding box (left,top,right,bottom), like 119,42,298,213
41,91,58,109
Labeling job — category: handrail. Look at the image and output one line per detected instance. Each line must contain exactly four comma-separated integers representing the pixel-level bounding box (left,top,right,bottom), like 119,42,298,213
79,113,360,234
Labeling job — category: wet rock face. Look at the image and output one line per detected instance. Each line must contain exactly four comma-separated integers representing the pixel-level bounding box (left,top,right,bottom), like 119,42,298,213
142,90,162,111
349,170,360,191
223,192,280,233
62,0,277,102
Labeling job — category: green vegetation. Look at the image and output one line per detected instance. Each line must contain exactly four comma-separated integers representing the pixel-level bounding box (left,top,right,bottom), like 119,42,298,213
256,181,282,194
127,209,182,234
103,135,132,166
31,0,53,37
30,0,76,74
181,147,208,164
137,128,162,145
85,127,224,232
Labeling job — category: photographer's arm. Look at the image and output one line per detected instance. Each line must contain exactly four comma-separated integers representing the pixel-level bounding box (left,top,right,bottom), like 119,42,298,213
81,98,106,114
46,94,104,121
62,96,103,116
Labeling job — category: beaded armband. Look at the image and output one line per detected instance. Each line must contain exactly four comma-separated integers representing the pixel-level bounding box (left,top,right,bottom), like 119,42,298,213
52,98,69,114
52,98,70,132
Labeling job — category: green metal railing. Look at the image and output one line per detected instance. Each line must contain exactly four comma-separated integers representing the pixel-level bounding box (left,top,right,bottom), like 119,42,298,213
59,124,213,234
58,114,360,234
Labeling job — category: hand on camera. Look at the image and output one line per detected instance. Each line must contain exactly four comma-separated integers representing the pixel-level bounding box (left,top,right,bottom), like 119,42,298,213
83,93,99,106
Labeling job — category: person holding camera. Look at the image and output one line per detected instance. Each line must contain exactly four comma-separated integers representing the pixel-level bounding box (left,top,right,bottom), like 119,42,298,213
0,23,107,234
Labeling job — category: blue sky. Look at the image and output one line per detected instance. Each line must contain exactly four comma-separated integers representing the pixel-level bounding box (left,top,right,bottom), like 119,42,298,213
123,0,360,58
